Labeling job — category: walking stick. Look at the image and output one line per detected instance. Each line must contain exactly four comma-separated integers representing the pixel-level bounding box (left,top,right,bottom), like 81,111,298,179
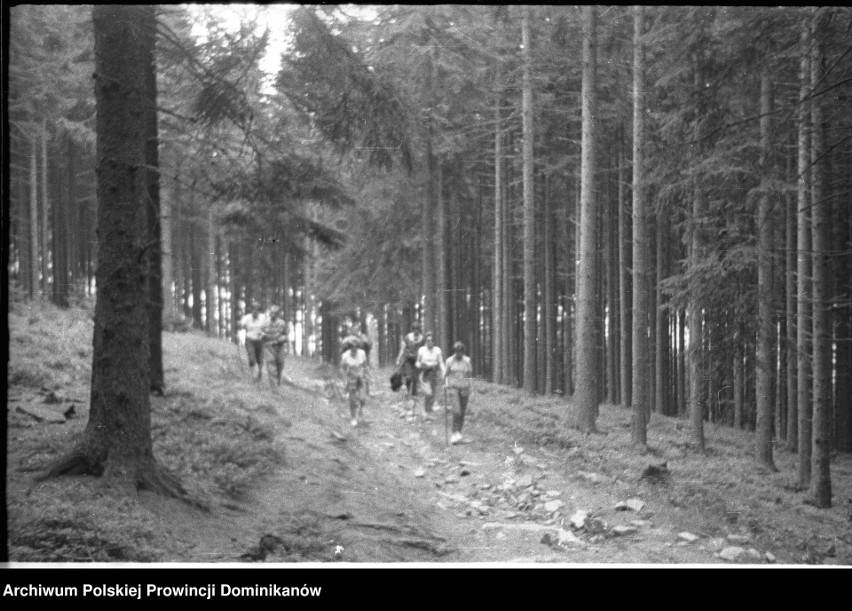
443,383,449,446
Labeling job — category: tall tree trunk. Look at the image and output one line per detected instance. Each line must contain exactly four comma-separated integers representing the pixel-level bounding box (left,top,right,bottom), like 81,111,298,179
808,8,831,507
677,308,686,417
655,216,669,416
796,22,813,485
436,164,449,352
544,174,556,394
161,179,176,328
606,179,619,405
29,133,40,300
48,6,185,500
618,130,632,408
206,206,218,337
422,129,436,336
786,161,798,449
40,119,50,299
756,69,777,470
144,16,164,395
522,5,537,394
689,57,706,452
574,4,599,432
492,77,504,384
630,5,649,444
502,148,514,385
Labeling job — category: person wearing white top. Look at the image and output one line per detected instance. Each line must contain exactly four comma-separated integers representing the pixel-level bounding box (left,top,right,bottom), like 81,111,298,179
341,342,369,427
239,301,268,381
415,333,445,422
444,341,473,444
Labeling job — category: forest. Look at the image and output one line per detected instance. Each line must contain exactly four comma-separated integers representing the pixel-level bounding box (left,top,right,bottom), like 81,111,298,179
5,4,852,565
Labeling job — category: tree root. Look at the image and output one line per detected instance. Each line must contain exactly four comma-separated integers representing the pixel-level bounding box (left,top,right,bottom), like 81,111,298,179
40,450,209,511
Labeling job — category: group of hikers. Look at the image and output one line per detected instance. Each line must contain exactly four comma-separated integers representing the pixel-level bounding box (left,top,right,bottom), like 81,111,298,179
238,301,291,385
340,319,473,444
394,320,474,445
238,304,474,445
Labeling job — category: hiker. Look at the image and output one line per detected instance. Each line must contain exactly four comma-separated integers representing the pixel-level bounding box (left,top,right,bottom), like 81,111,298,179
415,332,445,422
342,321,372,395
262,306,289,385
238,301,268,381
340,338,369,427
444,341,473,444
396,320,425,416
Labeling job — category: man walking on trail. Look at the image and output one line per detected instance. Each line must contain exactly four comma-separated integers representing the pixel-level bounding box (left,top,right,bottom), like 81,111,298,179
415,332,445,422
341,339,369,427
239,301,268,381
263,306,289,385
444,341,473,444
396,320,425,419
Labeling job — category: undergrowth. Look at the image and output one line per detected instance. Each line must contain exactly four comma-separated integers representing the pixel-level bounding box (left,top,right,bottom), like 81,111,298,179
8,482,162,562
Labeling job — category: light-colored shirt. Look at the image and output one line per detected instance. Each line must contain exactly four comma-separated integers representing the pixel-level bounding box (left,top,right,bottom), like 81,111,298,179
445,354,472,390
416,345,445,376
241,313,268,341
341,348,368,381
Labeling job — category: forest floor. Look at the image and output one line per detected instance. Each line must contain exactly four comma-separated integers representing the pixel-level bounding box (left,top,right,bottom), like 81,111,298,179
6,302,852,566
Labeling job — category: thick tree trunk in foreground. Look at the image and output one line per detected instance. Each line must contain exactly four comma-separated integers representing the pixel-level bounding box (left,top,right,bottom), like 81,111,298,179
144,11,164,395
573,4,599,432
46,6,186,501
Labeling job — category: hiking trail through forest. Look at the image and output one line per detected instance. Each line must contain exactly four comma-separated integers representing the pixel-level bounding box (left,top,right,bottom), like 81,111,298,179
6,308,852,565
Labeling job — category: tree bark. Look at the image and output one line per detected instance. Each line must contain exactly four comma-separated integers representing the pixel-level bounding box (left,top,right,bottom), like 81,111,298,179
796,22,813,485
756,69,777,470
689,57,706,452
143,11,164,394
492,76,504,384
47,6,186,500
618,130,632,408
655,216,669,416
808,8,831,507
630,5,649,444
522,5,537,394
574,4,599,432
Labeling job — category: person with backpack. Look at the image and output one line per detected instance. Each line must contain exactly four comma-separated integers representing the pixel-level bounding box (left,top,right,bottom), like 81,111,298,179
396,320,425,419
444,341,473,444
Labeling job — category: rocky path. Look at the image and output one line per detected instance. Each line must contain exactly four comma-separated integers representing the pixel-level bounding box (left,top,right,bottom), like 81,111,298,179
290,372,767,564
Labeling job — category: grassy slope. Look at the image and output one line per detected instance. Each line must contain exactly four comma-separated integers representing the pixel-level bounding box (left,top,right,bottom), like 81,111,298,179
6,301,852,564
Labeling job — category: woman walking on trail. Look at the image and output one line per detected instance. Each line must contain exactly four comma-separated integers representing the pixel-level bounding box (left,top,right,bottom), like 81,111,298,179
415,332,445,422
341,340,369,427
396,320,425,415
239,301,268,381
444,341,473,444
263,306,289,385
342,321,372,396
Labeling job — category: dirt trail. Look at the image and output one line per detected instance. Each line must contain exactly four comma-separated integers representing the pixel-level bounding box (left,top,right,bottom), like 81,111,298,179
9,325,851,564
150,351,745,565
